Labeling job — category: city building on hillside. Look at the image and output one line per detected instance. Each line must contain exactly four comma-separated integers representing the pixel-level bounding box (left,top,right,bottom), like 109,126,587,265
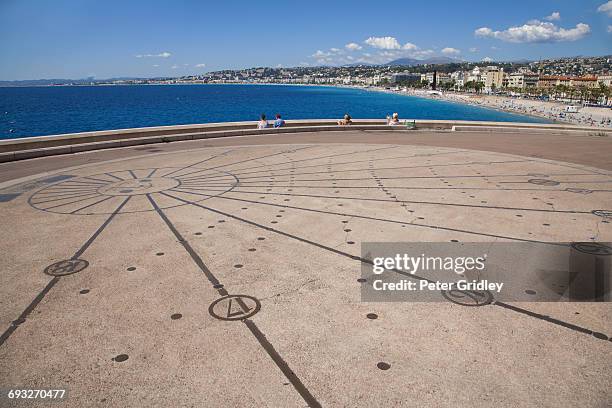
466,66,483,84
484,66,504,92
538,75,572,89
571,76,599,89
508,72,539,89
390,73,421,84
597,74,612,87
450,71,466,88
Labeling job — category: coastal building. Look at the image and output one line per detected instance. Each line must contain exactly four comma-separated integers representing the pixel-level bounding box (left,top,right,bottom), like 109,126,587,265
390,73,421,84
422,72,451,86
597,74,612,86
466,66,483,84
450,71,466,88
508,72,539,89
571,76,599,89
538,75,572,89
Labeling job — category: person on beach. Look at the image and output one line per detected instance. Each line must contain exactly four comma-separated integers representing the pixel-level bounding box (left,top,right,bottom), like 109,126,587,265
388,112,401,125
257,114,268,129
274,114,285,128
338,113,352,126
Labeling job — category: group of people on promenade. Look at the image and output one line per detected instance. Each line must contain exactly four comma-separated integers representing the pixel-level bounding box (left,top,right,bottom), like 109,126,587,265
257,112,404,128
337,112,403,126
257,113,285,129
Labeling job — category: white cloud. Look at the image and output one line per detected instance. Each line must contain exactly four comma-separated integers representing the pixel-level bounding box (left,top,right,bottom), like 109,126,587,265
482,56,493,62
475,20,590,43
364,36,401,49
345,42,362,51
330,47,341,53
490,46,499,50
441,47,460,55
195,63,206,68
469,47,478,52
402,42,418,50
598,1,612,17
171,64,179,69
608,25,612,33
136,51,171,58
312,50,331,58
544,11,560,21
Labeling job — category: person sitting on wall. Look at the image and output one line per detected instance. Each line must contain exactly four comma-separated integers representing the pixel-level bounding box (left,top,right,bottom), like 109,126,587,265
274,114,285,128
337,113,352,126
388,112,401,125
257,114,268,129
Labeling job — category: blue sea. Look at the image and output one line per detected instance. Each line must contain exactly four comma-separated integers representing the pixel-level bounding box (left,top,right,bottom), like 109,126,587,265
0,84,549,139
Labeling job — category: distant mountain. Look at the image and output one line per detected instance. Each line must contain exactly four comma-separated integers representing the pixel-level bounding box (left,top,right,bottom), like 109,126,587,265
386,56,459,66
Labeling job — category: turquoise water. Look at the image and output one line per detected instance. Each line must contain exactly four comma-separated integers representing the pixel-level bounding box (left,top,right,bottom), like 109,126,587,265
0,84,549,139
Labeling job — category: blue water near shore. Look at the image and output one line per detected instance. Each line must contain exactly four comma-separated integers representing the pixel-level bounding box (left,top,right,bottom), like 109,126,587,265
0,84,549,139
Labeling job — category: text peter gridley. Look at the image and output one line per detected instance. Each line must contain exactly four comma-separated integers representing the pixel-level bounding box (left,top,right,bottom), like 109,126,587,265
371,279,504,293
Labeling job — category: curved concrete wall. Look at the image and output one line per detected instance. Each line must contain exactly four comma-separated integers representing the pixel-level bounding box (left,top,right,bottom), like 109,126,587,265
0,119,609,163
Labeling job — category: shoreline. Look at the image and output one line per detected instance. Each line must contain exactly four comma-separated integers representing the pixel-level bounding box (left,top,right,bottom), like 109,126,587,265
363,86,612,129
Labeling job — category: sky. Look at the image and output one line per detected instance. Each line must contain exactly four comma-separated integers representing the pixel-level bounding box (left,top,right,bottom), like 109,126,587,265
0,0,611,80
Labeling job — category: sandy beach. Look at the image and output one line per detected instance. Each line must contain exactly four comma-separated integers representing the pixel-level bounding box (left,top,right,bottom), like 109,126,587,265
398,89,612,129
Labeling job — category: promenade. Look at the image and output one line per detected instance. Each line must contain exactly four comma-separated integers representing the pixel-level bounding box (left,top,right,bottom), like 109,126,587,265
0,127,611,407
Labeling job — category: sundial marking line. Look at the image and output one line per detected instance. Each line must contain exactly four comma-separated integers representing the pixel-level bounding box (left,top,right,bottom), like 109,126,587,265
170,183,612,192
146,192,319,406
182,188,592,215
161,148,238,178
41,194,103,210
163,191,611,342
179,145,399,179
175,145,319,179
127,170,138,179
57,179,108,186
70,196,115,214
81,176,114,184
194,149,469,180
493,301,609,341
0,196,131,348
31,190,101,202
146,168,158,178
32,192,102,206
197,158,535,182
242,319,322,408
146,194,224,289
104,172,124,181
225,171,594,184
161,190,568,246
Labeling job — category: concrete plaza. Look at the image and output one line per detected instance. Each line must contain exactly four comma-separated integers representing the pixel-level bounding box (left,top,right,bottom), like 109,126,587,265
0,129,611,407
